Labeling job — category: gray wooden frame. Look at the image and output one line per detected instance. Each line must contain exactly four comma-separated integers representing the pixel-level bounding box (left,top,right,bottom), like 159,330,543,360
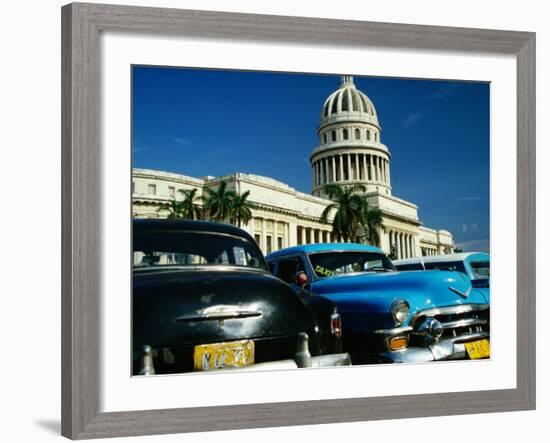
61,2,536,439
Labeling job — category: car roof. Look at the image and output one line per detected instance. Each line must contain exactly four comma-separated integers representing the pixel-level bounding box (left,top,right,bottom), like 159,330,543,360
393,252,490,266
133,218,256,242
266,242,383,260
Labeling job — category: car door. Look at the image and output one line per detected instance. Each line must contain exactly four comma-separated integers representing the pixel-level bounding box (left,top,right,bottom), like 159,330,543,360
273,255,342,353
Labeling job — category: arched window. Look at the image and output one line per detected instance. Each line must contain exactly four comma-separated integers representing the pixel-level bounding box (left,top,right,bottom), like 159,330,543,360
331,130,337,142
343,128,349,140
354,128,360,140
374,132,378,142
341,91,349,111
366,130,371,140
331,98,338,114
351,92,359,112
323,133,327,144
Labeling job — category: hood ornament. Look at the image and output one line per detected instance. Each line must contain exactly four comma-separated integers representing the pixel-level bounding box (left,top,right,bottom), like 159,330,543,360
449,286,471,299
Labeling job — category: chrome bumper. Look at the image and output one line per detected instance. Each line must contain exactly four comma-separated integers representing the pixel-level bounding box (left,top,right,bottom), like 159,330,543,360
376,332,489,364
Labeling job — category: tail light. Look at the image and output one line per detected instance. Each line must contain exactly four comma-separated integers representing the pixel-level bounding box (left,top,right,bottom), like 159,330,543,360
330,308,342,338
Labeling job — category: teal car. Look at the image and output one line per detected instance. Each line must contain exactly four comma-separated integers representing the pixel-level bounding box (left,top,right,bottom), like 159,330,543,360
266,244,490,364
393,252,490,304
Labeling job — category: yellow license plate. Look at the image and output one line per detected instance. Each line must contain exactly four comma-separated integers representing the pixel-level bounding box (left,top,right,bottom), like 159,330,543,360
194,340,255,371
464,339,491,359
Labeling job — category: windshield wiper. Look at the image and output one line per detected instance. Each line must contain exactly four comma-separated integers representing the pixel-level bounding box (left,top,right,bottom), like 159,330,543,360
366,267,394,272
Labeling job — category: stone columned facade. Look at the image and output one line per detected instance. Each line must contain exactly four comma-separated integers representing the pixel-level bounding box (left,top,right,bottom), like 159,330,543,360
132,76,455,258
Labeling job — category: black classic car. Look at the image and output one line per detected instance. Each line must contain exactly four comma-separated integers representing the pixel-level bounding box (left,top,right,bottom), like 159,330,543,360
133,219,350,375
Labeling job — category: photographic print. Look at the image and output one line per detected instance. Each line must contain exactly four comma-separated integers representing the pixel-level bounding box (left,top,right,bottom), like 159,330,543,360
131,67,490,376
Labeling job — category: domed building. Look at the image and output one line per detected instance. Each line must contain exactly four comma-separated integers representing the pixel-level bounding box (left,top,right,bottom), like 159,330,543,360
132,76,454,259
311,75,391,197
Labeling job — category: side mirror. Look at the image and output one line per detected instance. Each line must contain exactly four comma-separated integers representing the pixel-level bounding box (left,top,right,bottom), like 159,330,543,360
294,271,309,289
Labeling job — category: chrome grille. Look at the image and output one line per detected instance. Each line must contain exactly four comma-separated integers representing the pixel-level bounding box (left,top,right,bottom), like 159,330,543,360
410,304,489,341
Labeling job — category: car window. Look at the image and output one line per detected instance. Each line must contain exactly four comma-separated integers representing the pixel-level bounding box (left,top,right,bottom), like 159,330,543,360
424,261,467,275
133,230,267,270
395,263,424,271
470,261,490,278
276,258,299,283
308,251,395,278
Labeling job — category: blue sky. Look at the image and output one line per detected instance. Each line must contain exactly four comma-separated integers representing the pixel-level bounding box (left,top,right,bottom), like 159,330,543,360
132,66,490,252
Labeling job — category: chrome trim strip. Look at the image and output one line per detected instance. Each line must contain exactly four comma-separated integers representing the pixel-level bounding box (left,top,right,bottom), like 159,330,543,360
449,285,471,299
409,304,489,328
373,326,413,335
439,318,488,330
175,310,263,322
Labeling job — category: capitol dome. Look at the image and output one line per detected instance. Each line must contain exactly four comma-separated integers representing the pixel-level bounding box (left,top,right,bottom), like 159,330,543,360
320,76,379,126
311,75,391,198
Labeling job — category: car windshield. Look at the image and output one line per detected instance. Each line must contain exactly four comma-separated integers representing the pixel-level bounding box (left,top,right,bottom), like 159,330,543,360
308,250,396,278
470,261,490,279
133,230,267,271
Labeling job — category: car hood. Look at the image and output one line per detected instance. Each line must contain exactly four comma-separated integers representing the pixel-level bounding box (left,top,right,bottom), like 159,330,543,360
133,267,318,350
310,270,485,331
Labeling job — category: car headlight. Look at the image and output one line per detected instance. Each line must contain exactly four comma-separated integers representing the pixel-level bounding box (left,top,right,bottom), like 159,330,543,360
391,300,410,325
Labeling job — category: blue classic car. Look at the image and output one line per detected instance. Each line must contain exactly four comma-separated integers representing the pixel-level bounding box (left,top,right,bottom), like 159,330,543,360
393,252,490,303
266,244,490,364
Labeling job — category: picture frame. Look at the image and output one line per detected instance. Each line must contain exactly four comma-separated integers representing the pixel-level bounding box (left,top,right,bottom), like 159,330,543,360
61,2,536,439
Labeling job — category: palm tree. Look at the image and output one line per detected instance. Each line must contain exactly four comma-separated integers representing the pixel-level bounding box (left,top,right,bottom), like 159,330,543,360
320,183,366,242
202,181,235,222
158,198,181,219
178,188,202,220
230,190,254,227
360,202,383,247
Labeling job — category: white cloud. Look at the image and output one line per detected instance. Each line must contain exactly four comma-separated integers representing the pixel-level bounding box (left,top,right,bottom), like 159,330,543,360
402,111,425,128
457,196,483,201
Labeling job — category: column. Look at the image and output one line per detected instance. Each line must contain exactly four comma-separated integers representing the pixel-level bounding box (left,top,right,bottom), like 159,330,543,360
386,160,391,186
395,232,401,259
324,157,329,184
347,154,351,181
316,161,320,186
319,160,324,185
331,156,336,183
362,154,367,181
339,154,344,182
261,218,266,253
354,154,360,180
369,155,374,181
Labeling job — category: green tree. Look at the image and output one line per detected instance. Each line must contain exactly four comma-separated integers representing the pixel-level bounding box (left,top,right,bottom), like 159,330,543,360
178,188,203,220
230,190,254,227
360,202,384,247
158,198,182,219
320,183,366,242
202,181,235,222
